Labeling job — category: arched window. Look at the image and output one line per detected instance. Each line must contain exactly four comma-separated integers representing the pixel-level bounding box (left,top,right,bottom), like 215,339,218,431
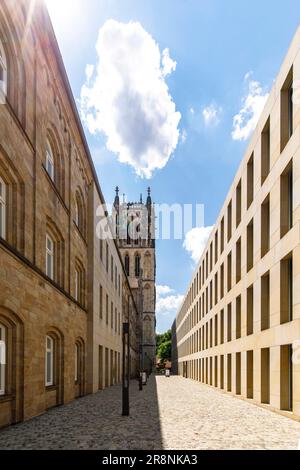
0,40,7,99
45,335,54,387
46,234,54,280
124,254,130,276
46,140,55,182
75,260,86,306
0,176,6,239
45,218,65,287
0,322,6,395
74,190,85,235
135,254,141,278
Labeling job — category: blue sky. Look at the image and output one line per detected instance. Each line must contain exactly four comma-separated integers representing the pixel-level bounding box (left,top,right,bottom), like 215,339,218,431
46,0,300,333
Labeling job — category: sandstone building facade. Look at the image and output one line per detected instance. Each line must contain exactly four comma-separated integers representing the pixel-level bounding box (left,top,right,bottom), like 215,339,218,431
172,25,300,420
0,0,139,428
114,188,156,373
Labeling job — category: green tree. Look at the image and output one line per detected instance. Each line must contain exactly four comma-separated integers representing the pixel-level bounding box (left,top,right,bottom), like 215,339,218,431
156,330,171,353
157,339,172,362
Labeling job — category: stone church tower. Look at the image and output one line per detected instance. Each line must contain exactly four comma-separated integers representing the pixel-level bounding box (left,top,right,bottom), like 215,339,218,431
113,187,156,373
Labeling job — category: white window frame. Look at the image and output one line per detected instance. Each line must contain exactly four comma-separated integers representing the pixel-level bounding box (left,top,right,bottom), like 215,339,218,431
75,343,78,383
45,335,54,387
46,141,55,182
0,176,6,239
0,40,7,101
0,323,6,396
46,234,54,280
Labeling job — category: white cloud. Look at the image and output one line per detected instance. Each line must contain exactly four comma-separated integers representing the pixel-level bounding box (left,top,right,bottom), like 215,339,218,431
80,19,181,179
157,293,184,316
156,285,174,296
190,107,195,114
156,284,183,317
162,48,177,77
183,226,214,263
202,103,222,127
232,72,269,141
180,128,187,144
85,64,94,82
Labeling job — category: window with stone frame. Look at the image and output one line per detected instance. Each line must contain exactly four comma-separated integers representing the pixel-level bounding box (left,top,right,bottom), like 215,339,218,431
0,176,7,239
45,335,54,387
0,322,6,395
0,40,7,100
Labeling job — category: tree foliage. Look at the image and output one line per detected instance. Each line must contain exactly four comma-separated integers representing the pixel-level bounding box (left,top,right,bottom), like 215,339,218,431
156,330,172,362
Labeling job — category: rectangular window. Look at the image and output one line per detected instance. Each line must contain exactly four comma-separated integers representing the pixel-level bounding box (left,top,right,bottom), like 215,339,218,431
106,294,109,325
99,285,103,319
45,335,54,387
214,315,218,346
280,344,293,411
247,351,254,399
220,355,224,390
236,237,241,283
261,117,270,184
247,219,254,272
236,352,241,395
236,180,242,227
247,285,254,336
46,234,54,280
261,195,270,257
0,176,6,239
214,231,218,264
227,200,232,242
100,237,103,262
247,153,254,209
227,252,232,292
261,272,270,331
111,302,114,329
261,348,270,404
236,295,241,339
214,272,218,306
0,323,6,395
210,242,213,272
281,67,293,151
111,256,114,283
227,354,232,392
227,303,232,342
220,263,224,299
220,309,224,344
280,162,293,238
220,217,225,253
106,242,109,272
280,254,293,324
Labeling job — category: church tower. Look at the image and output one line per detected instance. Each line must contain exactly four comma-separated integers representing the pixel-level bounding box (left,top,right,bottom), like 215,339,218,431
113,187,156,373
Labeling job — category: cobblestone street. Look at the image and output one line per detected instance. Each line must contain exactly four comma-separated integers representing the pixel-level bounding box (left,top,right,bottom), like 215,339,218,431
0,376,300,450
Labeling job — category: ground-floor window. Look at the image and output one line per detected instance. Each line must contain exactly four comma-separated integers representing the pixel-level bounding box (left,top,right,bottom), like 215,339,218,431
0,322,6,395
45,335,54,387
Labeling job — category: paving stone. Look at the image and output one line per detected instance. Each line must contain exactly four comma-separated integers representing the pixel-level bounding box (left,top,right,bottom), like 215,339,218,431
0,376,300,450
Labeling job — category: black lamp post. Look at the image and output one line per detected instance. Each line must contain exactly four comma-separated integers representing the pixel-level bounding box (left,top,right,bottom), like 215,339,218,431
122,322,130,416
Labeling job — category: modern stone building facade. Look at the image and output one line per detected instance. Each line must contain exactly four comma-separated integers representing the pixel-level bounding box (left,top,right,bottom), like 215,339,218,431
0,0,139,428
172,25,300,420
114,188,156,373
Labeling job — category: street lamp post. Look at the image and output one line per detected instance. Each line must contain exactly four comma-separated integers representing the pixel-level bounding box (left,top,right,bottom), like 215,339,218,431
122,322,130,416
